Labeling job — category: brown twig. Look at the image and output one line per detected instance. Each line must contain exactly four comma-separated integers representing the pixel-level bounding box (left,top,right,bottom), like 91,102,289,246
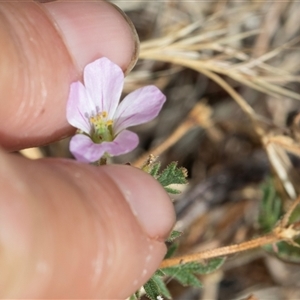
161,196,300,269
160,226,300,269
280,195,300,228
160,234,276,268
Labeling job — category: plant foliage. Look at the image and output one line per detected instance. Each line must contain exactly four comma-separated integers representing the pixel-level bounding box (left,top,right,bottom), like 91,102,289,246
142,157,188,194
141,258,225,300
135,158,224,299
259,177,300,263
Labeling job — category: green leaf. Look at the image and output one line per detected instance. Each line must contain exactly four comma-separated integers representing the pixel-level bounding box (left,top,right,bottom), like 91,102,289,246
144,272,171,299
155,269,165,276
143,159,188,194
263,239,300,263
140,258,224,300
258,177,300,263
164,243,178,259
149,162,161,178
144,277,166,300
259,177,282,233
164,186,181,194
157,162,188,187
162,264,203,288
144,278,161,300
151,275,172,299
166,230,182,242
161,259,225,288
195,258,225,274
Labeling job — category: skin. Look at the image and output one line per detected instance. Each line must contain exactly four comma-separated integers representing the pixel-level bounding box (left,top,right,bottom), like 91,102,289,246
0,1,176,298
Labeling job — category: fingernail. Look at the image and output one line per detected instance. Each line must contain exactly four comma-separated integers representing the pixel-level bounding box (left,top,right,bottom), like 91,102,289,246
108,2,140,75
102,165,176,240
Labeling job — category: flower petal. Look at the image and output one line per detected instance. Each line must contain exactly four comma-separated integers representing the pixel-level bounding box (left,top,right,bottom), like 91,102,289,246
66,81,94,134
84,57,124,118
69,130,139,162
69,134,107,162
113,85,166,134
101,130,139,156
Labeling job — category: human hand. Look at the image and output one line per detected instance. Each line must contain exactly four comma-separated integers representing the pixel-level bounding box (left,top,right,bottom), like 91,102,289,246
0,1,175,298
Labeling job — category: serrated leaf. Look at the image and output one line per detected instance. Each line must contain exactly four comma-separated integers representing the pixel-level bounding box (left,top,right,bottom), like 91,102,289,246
144,278,161,300
167,230,182,242
176,272,203,288
157,162,188,187
145,160,188,195
164,243,178,259
164,187,181,194
151,275,172,299
258,178,300,263
155,269,166,276
259,178,283,233
264,239,300,263
162,264,203,288
195,258,225,274
149,162,161,178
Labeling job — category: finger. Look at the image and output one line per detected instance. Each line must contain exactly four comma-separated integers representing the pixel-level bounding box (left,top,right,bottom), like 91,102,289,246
0,1,139,151
0,149,175,298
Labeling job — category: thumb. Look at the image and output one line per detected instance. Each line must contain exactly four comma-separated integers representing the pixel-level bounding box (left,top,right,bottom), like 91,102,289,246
0,1,138,150
0,149,175,298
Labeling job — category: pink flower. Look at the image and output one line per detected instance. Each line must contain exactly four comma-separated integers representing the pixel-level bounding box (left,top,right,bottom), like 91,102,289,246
67,57,166,163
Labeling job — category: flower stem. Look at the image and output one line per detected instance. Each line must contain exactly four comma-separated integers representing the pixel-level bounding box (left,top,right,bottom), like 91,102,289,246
92,157,107,166
99,157,107,165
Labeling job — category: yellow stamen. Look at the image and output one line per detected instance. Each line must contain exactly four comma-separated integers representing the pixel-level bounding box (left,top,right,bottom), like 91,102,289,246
90,116,96,123
88,111,114,143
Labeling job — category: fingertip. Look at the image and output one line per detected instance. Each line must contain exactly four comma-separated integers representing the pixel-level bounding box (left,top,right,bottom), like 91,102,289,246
0,1,139,150
44,1,139,73
102,165,176,240
0,152,174,298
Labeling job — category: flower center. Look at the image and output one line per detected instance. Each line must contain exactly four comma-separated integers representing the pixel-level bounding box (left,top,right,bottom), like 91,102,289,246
89,111,114,143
